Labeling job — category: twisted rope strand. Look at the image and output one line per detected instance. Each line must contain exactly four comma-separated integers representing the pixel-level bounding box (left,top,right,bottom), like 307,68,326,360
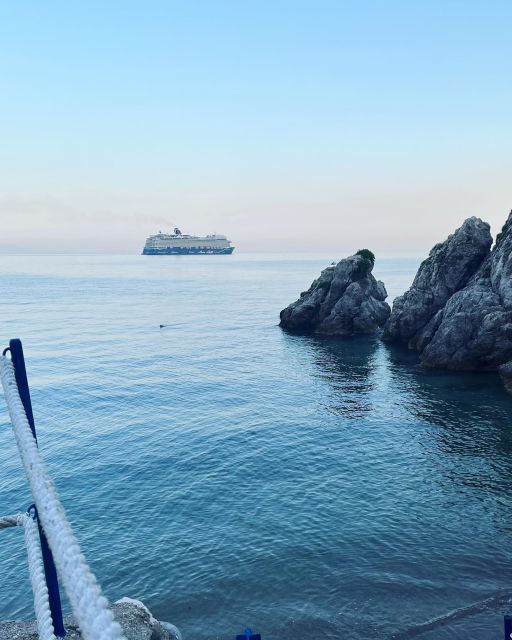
0,514,20,529
0,513,56,640
21,513,58,640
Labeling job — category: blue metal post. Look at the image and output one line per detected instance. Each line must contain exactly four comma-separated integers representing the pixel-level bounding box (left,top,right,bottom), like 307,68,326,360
236,629,261,640
8,339,37,442
28,505,66,637
6,339,66,637
505,615,512,640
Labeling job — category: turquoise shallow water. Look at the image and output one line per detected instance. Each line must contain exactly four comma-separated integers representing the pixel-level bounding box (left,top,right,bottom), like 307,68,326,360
1,254,512,640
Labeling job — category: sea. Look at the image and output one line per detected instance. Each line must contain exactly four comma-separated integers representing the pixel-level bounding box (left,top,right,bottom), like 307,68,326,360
1,253,512,640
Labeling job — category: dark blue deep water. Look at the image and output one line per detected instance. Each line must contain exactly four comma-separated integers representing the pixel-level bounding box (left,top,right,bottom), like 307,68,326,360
1,254,512,640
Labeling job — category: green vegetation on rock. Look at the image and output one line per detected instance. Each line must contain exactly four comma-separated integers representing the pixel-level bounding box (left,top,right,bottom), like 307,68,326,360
354,249,375,278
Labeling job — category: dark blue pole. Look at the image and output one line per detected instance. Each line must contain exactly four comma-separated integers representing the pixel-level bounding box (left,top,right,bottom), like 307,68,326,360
28,505,67,637
8,339,37,442
505,615,512,640
5,339,66,637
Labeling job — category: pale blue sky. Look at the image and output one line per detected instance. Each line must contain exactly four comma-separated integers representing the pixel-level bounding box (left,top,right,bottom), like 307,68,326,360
0,1,510,253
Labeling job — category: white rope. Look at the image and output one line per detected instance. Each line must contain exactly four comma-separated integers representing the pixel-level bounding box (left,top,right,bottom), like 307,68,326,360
0,356,126,640
1,513,56,640
21,513,58,640
0,514,19,529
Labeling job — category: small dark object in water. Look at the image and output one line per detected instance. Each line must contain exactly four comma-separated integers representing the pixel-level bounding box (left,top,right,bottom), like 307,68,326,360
159,324,166,328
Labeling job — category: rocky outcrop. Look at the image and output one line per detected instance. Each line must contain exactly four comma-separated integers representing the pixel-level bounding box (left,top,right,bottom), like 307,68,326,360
419,212,512,371
382,217,493,346
383,210,512,387
0,599,181,640
279,251,390,335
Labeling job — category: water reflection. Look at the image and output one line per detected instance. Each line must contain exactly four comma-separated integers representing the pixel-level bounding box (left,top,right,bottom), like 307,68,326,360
283,334,512,638
292,333,382,419
385,342,512,449
381,342,512,527
285,330,512,516
284,331,512,463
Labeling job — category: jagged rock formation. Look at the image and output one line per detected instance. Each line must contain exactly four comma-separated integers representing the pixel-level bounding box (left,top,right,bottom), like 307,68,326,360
382,217,493,346
383,211,512,388
0,599,181,640
279,251,390,335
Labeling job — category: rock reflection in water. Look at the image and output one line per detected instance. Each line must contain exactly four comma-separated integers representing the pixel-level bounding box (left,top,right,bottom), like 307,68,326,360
281,331,512,639
385,342,512,452
384,341,512,534
304,334,383,419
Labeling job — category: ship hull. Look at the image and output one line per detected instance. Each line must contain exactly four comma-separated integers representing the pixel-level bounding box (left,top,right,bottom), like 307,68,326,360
142,246,235,255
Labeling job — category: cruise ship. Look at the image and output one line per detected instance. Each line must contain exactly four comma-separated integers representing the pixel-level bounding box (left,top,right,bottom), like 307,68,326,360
142,227,235,255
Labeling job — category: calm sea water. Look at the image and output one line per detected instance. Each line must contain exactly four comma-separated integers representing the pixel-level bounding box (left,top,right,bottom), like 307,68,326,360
1,254,512,640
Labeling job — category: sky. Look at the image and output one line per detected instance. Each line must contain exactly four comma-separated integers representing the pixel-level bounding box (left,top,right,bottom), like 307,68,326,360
0,0,511,254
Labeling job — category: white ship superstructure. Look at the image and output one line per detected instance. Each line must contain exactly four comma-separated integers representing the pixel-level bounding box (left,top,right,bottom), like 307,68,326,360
142,227,234,255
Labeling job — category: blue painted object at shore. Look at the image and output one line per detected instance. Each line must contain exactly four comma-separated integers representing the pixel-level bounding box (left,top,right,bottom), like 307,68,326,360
504,614,512,639
4,339,66,638
236,628,261,640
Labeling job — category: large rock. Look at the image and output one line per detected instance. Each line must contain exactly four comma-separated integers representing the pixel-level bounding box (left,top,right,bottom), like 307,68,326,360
279,251,390,335
382,210,512,386
0,599,181,640
419,211,512,371
382,217,492,345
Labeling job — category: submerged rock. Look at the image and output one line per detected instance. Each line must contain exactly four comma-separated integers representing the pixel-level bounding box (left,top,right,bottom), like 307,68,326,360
279,250,390,335
382,209,512,389
0,599,181,640
499,362,512,394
